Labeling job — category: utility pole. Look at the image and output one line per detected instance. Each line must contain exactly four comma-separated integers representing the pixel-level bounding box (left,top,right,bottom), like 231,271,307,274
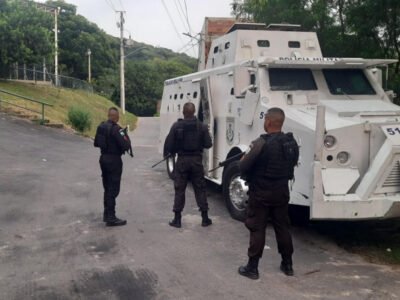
117,11,126,114
43,58,46,82
54,7,60,86
87,49,92,83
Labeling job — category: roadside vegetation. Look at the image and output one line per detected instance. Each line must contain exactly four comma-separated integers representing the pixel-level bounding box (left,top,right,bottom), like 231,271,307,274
312,220,400,265
0,0,196,117
0,81,137,137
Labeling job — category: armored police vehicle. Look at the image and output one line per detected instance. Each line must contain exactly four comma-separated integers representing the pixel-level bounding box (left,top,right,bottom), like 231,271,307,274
159,22,399,221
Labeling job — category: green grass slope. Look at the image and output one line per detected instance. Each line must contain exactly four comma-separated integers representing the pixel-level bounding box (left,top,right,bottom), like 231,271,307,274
0,81,137,137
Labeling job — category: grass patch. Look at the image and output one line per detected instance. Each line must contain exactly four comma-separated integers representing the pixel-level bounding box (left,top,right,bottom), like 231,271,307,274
0,81,137,137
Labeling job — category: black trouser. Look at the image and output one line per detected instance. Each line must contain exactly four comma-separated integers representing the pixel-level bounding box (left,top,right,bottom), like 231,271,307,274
173,155,209,213
245,185,293,260
100,154,123,217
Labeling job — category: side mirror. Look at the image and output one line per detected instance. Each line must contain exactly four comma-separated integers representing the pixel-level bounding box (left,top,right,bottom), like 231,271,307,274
385,90,397,102
240,84,257,95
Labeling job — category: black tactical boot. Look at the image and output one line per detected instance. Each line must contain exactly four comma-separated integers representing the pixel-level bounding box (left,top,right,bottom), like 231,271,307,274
238,257,260,280
280,257,294,276
201,211,212,227
169,212,182,228
105,214,127,227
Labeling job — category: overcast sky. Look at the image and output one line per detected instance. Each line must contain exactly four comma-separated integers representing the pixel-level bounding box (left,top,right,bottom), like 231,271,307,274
38,0,233,57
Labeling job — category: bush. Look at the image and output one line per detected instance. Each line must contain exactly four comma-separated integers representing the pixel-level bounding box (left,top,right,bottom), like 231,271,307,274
68,106,92,133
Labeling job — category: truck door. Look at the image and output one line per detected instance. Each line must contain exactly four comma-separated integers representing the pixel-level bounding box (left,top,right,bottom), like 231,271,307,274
199,78,214,175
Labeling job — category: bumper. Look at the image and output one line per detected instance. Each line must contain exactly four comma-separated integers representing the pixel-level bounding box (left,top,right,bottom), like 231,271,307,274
311,194,400,220
311,160,400,220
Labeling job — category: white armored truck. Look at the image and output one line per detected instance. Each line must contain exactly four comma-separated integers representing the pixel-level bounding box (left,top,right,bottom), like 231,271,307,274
159,22,400,221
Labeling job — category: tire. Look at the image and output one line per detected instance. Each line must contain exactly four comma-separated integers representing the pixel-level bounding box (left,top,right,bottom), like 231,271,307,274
223,161,248,221
166,154,177,180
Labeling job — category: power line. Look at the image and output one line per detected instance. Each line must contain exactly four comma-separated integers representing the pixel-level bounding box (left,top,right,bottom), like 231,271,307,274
117,0,125,11
181,0,193,34
174,0,197,56
174,0,189,32
160,0,185,45
105,0,116,11
176,39,194,52
178,0,196,56
181,43,198,56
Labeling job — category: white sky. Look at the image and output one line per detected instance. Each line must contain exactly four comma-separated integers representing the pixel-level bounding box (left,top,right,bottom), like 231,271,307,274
38,0,233,57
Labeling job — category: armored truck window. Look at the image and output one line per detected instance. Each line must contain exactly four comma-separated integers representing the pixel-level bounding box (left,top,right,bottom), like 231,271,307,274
214,46,219,54
323,69,376,95
288,41,301,48
269,69,317,91
257,40,270,47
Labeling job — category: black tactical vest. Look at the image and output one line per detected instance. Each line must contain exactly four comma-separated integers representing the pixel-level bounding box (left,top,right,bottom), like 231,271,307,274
253,132,299,182
94,121,113,152
175,119,202,154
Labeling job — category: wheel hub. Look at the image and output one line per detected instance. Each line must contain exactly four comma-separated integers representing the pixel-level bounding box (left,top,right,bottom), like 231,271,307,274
229,176,249,211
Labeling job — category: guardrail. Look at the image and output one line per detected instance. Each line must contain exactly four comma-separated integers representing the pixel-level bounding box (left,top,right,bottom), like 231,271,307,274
0,88,53,124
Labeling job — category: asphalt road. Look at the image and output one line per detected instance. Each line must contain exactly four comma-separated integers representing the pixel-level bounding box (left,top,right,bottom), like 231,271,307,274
0,113,399,300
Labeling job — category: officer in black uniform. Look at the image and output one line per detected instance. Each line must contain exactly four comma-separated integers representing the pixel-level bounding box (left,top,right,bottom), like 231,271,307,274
94,107,132,227
164,102,213,228
238,107,299,279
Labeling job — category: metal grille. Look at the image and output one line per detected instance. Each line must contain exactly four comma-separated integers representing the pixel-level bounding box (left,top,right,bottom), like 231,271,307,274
382,161,400,190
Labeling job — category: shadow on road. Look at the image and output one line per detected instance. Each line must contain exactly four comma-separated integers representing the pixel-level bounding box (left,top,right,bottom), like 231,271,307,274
288,205,400,265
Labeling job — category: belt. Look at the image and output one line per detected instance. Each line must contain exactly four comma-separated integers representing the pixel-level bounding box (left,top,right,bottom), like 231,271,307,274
178,153,202,157
101,152,121,156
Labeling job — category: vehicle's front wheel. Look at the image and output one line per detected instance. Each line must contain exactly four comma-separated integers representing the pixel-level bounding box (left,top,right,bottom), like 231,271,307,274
223,161,248,221
166,154,177,180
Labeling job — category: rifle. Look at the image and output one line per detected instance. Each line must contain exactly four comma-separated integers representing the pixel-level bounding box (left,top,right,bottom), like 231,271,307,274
208,151,245,173
152,153,173,168
122,127,134,157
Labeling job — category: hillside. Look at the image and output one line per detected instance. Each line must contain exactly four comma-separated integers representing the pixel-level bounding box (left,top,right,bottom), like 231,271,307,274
0,81,137,137
0,0,197,117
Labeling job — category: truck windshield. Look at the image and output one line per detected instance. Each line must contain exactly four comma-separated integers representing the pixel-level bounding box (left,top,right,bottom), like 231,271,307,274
269,68,317,91
323,69,376,95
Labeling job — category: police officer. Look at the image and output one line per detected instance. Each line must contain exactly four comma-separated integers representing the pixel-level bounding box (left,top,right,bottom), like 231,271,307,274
94,107,132,227
238,107,299,279
164,102,213,228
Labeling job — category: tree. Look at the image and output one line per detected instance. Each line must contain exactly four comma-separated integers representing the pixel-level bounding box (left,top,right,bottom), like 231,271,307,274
111,59,193,116
0,1,53,75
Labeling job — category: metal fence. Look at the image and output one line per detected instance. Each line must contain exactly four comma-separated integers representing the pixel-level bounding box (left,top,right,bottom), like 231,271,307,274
8,66,93,93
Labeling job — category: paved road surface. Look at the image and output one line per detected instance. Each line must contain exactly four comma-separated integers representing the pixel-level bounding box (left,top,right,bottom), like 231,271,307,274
0,114,399,300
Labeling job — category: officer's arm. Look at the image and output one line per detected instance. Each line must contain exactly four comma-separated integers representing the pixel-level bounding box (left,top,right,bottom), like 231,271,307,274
164,124,176,156
239,138,265,174
202,124,213,149
113,126,131,152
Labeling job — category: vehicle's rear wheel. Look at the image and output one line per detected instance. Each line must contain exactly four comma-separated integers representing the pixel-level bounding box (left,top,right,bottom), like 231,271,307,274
223,161,248,221
166,154,177,180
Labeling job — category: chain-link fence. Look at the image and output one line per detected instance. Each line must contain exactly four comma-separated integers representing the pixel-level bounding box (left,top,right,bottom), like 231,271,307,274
8,66,93,93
